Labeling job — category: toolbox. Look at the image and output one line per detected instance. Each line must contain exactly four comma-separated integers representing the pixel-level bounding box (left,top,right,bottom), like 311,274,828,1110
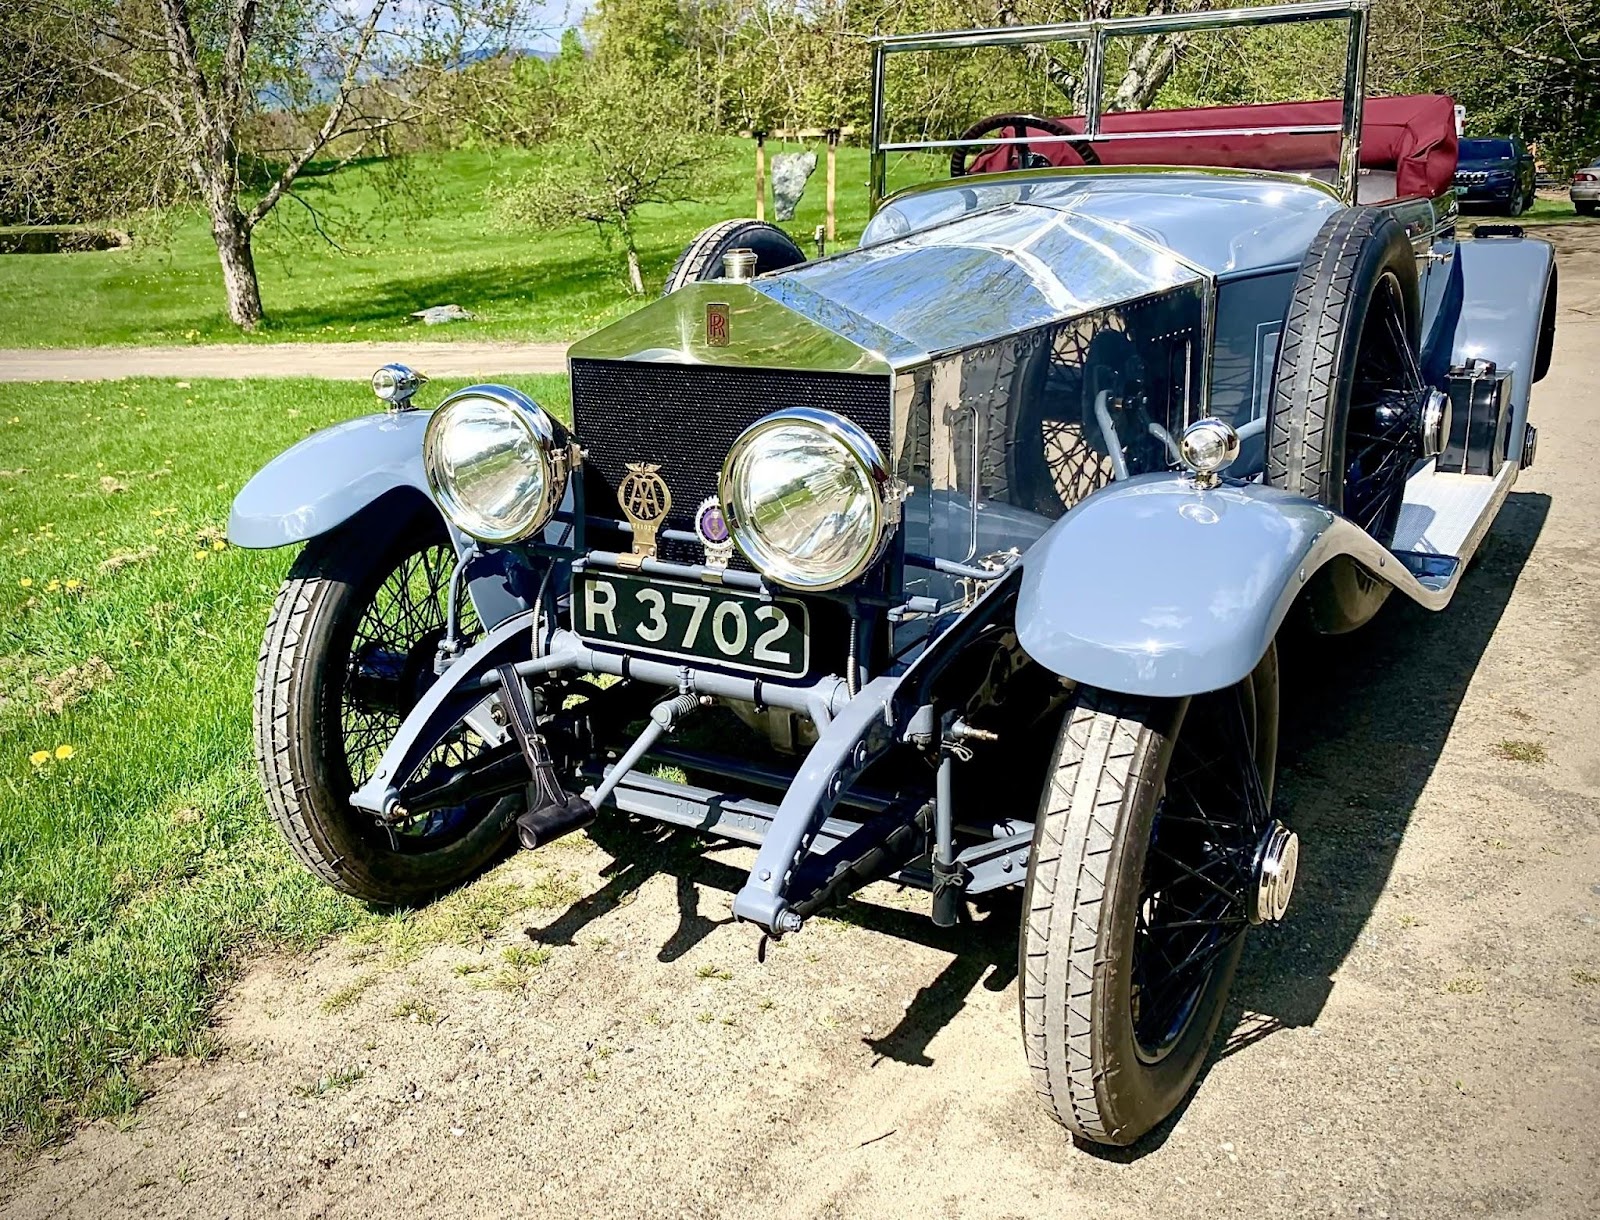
1439,358,1513,475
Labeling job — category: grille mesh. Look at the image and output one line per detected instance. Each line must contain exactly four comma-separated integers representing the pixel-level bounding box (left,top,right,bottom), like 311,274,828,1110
570,359,892,563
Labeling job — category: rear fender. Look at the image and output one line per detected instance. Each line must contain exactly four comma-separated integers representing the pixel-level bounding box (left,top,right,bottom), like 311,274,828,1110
1446,234,1556,463
1015,474,1416,697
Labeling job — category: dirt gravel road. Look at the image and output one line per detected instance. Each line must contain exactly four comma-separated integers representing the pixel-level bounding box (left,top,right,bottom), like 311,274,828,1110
3,232,1598,1220
0,342,568,382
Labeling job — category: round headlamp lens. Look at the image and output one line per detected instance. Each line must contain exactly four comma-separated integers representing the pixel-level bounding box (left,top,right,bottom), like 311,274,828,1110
721,410,894,590
423,388,565,543
1178,418,1241,476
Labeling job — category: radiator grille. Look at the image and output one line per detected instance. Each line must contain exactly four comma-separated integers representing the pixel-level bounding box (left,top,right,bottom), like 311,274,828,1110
570,359,892,563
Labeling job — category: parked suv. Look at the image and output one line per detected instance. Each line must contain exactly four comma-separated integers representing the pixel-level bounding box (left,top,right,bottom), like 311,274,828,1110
1571,157,1599,216
1454,136,1536,215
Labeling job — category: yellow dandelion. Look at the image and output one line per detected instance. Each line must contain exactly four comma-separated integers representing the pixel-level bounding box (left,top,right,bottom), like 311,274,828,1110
64,578,81,589
28,750,50,766
54,744,75,761
44,580,60,593
211,539,225,551
193,549,208,560
18,577,32,588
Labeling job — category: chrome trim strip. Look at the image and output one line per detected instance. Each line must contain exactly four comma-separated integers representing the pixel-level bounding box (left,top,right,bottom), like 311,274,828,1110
869,0,1363,49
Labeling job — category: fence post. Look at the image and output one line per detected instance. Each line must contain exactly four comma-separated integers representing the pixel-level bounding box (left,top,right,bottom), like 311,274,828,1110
755,131,766,222
826,129,838,242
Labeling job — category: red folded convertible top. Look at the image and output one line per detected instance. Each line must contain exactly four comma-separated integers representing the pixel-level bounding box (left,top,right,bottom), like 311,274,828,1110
967,95,1458,200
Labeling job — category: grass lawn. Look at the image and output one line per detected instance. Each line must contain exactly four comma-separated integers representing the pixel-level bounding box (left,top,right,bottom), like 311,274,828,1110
0,141,945,350
0,373,570,1146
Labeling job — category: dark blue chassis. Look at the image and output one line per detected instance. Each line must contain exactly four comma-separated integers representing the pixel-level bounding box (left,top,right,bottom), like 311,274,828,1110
348,492,1038,937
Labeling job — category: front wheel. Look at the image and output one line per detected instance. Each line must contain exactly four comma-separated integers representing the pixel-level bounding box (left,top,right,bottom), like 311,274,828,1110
254,503,515,904
1019,647,1285,1146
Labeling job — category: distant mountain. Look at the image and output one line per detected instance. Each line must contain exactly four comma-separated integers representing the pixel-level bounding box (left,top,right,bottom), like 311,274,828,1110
259,43,564,108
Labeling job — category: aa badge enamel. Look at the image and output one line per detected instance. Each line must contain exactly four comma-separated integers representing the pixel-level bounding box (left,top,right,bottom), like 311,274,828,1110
618,462,672,564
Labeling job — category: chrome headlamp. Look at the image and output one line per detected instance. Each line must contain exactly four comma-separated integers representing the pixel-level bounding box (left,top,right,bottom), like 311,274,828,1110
720,408,901,591
422,385,573,544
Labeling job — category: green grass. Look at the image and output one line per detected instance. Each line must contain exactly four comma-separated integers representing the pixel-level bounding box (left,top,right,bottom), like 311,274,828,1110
0,141,945,349
0,372,569,1146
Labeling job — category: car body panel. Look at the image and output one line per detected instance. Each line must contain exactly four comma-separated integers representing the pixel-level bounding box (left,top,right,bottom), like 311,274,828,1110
1441,234,1556,460
227,409,535,630
1012,468,1510,697
860,168,1344,279
228,411,434,550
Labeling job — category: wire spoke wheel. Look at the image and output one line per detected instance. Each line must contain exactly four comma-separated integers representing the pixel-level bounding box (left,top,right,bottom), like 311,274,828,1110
1341,274,1425,541
254,505,515,904
1020,647,1281,1146
338,540,486,845
1130,687,1268,1062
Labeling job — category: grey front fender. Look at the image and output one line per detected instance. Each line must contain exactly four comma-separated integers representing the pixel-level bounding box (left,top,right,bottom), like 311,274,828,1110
1017,474,1378,697
228,411,432,549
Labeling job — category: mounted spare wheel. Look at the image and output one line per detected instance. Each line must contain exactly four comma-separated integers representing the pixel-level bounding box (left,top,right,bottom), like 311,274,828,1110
662,219,807,295
1267,207,1436,633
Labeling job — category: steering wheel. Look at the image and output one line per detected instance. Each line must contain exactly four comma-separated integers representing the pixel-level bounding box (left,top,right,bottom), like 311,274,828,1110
949,113,1100,177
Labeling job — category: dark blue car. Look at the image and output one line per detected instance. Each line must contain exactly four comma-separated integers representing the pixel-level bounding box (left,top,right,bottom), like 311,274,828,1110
1454,136,1537,215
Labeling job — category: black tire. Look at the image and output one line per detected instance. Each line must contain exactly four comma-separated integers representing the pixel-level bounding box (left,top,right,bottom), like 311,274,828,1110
1020,648,1279,1146
254,503,515,904
661,219,807,295
1267,207,1421,539
1576,201,1597,217
1505,190,1526,217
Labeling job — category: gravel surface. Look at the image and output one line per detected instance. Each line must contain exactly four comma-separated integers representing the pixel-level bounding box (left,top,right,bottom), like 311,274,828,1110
3,230,1597,1220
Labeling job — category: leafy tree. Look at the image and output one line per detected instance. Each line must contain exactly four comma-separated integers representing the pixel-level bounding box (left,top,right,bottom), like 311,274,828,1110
11,0,533,330
495,59,717,293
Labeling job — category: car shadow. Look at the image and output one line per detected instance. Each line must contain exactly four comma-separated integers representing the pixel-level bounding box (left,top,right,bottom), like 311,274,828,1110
523,491,1547,1159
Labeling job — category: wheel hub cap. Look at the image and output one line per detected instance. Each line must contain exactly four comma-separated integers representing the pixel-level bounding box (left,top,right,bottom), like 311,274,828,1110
1250,820,1299,925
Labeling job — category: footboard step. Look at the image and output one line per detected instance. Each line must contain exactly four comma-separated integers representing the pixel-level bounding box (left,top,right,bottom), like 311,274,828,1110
1392,459,1516,559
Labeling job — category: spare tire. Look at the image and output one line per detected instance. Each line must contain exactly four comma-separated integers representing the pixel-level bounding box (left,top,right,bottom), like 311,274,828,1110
1267,206,1424,632
662,219,807,295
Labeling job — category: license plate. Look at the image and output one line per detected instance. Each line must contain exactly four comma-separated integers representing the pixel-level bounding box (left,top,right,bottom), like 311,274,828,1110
1454,185,1468,196
573,571,810,679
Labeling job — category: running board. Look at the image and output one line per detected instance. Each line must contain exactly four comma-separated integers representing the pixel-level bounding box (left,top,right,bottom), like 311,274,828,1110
1386,458,1518,598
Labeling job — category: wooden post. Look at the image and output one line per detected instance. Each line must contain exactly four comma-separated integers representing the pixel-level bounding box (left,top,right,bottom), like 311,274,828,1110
826,129,838,242
754,132,766,222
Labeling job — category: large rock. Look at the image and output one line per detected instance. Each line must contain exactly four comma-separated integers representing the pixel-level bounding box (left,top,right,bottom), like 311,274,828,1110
409,303,474,325
770,152,818,221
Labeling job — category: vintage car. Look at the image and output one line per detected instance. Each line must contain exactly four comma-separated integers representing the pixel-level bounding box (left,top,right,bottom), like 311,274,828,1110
230,0,1558,1146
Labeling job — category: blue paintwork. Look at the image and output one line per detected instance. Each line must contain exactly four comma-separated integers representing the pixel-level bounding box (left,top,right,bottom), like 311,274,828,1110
1444,234,1556,463
228,408,541,631
862,170,1343,278
1016,474,1397,697
228,411,433,549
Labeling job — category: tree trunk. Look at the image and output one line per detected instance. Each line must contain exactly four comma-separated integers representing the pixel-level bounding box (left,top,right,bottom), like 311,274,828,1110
620,219,644,295
211,209,264,330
